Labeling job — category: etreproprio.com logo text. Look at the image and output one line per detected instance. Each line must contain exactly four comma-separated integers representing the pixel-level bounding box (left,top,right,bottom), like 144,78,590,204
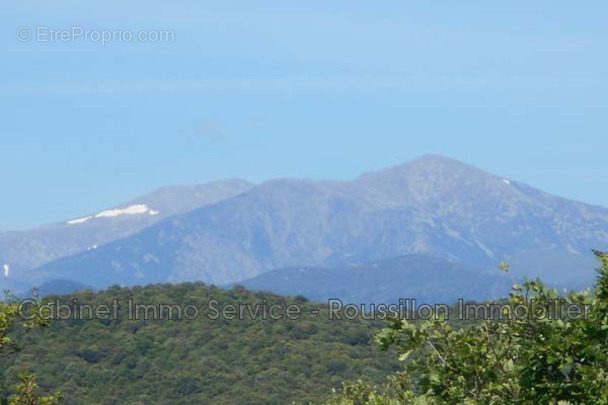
16,26,174,45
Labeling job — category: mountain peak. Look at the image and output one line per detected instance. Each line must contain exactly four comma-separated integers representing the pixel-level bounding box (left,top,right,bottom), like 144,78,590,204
358,155,484,181
353,154,500,209
409,153,463,164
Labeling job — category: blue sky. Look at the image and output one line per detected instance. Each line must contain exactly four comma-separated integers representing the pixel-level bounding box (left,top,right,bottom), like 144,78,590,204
1,1,607,229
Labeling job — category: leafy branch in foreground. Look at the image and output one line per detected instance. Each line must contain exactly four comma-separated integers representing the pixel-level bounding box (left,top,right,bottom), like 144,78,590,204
7,373,62,405
325,251,608,405
1,290,52,352
1,292,62,404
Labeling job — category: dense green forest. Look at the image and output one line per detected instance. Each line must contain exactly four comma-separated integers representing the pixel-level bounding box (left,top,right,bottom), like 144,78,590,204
1,283,398,404
3,252,608,404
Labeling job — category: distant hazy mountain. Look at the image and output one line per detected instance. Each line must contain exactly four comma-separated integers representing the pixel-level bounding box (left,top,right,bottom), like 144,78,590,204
34,279,93,297
27,155,608,290
0,179,253,288
230,254,513,304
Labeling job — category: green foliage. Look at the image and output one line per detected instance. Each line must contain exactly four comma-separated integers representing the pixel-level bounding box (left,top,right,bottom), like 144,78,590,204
326,251,608,404
0,283,397,405
0,297,19,351
1,292,61,404
1,290,52,352
7,373,62,405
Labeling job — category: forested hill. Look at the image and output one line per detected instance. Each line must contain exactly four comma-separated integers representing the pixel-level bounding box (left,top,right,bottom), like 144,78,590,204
1,283,397,405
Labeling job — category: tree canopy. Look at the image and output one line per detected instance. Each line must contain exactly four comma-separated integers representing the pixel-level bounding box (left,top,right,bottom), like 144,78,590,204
326,251,608,405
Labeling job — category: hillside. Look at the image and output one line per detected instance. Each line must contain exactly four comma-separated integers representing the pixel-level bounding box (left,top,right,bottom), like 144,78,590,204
0,283,397,405
232,254,513,304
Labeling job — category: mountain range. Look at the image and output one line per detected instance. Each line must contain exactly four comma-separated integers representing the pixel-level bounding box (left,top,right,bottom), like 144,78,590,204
2,155,606,301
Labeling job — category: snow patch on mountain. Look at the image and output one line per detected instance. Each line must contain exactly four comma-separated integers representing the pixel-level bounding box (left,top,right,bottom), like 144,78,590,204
67,204,160,225
67,216,93,225
95,204,153,218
